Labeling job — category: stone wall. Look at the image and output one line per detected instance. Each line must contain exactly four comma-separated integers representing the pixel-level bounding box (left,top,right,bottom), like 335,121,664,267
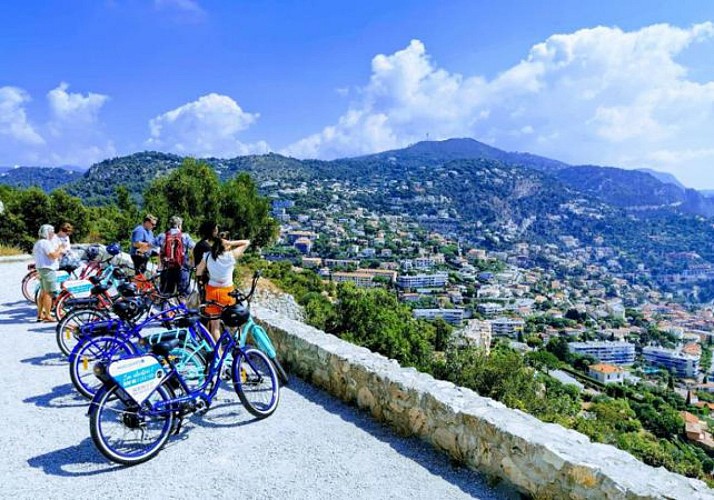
254,305,713,499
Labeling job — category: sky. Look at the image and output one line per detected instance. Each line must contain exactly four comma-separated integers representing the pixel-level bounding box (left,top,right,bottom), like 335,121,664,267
1,1,714,188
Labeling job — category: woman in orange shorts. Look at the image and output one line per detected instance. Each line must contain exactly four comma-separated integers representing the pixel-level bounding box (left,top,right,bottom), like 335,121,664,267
196,234,251,342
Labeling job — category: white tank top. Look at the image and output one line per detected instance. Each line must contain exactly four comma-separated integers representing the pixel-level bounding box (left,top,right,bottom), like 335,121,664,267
205,252,236,287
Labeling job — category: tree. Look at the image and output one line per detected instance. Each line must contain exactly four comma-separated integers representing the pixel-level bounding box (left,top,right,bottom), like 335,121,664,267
144,158,222,234
220,172,278,248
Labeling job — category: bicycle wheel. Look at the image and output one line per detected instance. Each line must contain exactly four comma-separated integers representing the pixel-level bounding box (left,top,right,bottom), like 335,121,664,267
90,384,174,465
232,348,280,418
69,336,136,399
53,291,72,321
169,347,207,393
56,309,110,356
21,270,39,303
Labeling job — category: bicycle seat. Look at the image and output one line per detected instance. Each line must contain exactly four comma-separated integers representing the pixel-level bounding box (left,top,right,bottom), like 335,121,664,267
91,284,111,295
150,339,180,358
89,276,102,285
172,314,201,328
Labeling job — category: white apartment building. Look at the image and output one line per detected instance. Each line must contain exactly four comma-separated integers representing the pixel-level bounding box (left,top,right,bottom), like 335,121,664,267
488,317,525,338
642,346,700,378
397,272,449,290
568,341,635,365
412,308,464,325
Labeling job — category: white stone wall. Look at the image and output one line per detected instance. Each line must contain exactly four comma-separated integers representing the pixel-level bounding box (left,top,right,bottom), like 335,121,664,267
254,305,713,499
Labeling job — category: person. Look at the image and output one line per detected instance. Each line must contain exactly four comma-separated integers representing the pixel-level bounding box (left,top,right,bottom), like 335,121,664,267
196,235,250,342
54,222,73,247
155,215,195,297
32,224,69,322
54,222,79,271
194,220,219,300
130,214,157,274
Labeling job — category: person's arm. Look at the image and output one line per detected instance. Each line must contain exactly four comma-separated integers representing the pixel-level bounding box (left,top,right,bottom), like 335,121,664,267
46,241,68,260
228,239,251,259
196,257,206,277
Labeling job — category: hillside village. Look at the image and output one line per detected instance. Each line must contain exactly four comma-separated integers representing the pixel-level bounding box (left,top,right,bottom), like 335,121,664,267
263,176,714,450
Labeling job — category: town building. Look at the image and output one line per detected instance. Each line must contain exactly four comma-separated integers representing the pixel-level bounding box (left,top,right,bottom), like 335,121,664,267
488,317,525,338
642,346,700,378
397,272,449,290
588,363,625,384
412,308,464,325
568,341,635,365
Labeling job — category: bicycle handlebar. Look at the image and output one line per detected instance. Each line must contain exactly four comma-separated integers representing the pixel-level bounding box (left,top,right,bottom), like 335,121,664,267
227,270,261,304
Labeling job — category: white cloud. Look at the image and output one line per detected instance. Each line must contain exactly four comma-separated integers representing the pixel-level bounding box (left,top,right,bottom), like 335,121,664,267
283,24,714,188
146,93,270,157
0,86,44,145
47,82,108,126
0,83,114,167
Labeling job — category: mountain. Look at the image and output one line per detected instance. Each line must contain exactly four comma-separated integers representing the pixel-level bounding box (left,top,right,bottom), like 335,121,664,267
355,138,570,173
0,166,82,192
63,151,330,204
636,168,686,189
555,166,714,217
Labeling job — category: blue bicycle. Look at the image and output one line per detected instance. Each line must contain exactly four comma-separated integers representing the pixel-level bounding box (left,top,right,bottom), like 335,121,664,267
68,297,201,399
88,309,280,465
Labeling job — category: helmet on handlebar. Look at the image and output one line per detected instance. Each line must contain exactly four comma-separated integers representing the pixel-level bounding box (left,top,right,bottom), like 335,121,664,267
84,246,101,261
106,242,121,256
116,282,138,297
221,304,250,327
112,298,142,321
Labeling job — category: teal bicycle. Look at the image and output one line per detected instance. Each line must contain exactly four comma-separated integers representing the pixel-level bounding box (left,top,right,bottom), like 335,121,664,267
201,271,289,385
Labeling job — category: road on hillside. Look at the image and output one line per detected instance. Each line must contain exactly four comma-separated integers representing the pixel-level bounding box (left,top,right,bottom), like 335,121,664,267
0,259,511,500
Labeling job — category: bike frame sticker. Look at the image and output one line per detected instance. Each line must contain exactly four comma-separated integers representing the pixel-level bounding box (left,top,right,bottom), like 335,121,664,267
62,279,94,297
108,356,165,405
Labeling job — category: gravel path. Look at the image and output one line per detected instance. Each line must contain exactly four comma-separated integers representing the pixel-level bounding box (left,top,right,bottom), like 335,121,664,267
0,259,513,500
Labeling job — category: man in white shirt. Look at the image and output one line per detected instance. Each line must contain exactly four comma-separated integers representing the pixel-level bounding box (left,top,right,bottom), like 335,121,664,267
33,224,69,322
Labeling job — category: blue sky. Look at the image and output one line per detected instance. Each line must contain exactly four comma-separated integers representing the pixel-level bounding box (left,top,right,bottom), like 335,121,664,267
2,1,714,188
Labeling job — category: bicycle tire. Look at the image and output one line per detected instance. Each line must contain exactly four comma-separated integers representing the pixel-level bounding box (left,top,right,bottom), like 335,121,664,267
21,270,39,303
232,348,280,418
56,309,111,356
90,384,174,465
53,291,72,321
69,336,136,399
167,347,207,394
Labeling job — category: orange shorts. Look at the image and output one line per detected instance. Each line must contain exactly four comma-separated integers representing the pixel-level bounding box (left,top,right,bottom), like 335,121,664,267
204,285,235,316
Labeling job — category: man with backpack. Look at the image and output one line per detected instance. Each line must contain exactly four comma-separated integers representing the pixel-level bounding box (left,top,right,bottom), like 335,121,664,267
155,215,195,297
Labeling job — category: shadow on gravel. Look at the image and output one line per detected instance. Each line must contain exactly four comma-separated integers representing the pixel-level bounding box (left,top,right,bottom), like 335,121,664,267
1,300,31,308
0,306,37,323
24,383,87,409
286,375,513,499
28,438,122,477
191,396,257,429
21,351,65,367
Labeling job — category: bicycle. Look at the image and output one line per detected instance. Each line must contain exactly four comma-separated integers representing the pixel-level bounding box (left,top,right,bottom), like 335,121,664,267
203,271,289,385
21,250,102,303
88,309,280,465
56,271,181,356
68,298,204,399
